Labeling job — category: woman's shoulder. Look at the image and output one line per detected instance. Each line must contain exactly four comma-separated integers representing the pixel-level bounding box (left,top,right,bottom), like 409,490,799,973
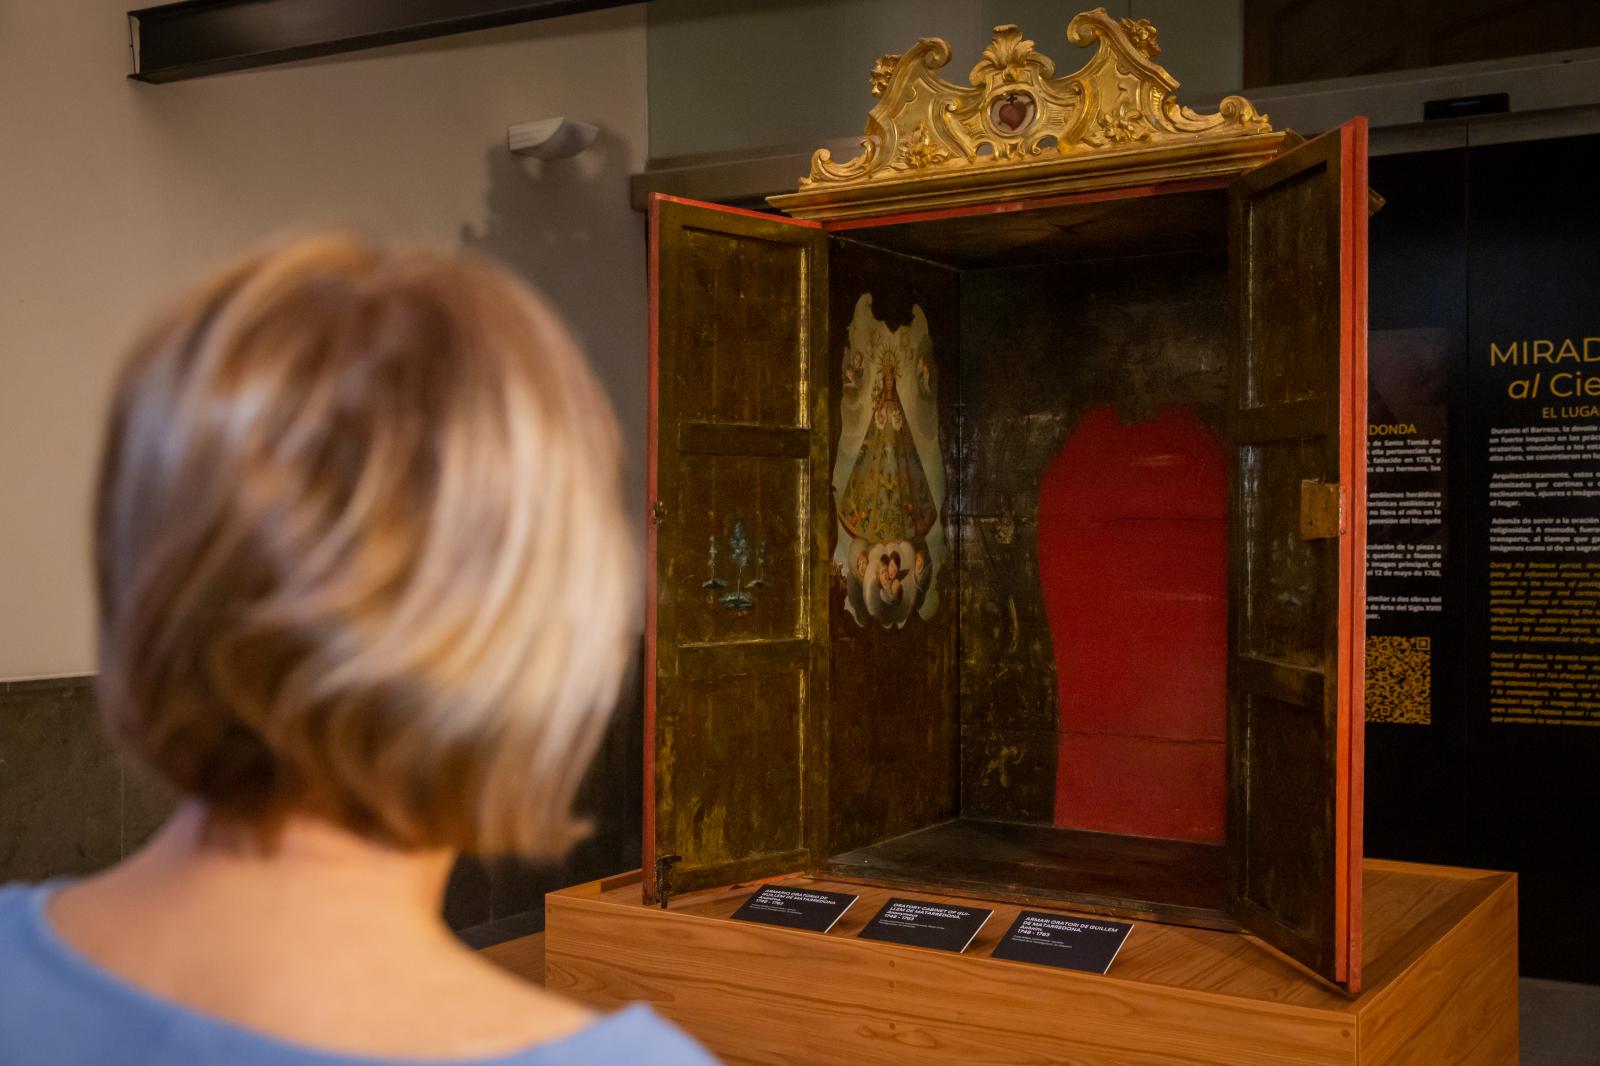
0,878,34,905
400,949,719,1064
0,879,52,950
0,877,45,907
535,1004,718,1064
0,878,717,1065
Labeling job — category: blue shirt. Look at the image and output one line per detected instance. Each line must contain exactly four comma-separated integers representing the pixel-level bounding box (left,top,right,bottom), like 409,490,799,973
0,882,718,1065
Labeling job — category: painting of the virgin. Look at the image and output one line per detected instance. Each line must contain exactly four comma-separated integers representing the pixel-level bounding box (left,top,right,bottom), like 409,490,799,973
833,294,947,628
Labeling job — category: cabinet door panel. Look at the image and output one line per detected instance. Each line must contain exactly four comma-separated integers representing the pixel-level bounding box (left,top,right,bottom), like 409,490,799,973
673,227,809,428
645,195,830,902
1228,121,1368,990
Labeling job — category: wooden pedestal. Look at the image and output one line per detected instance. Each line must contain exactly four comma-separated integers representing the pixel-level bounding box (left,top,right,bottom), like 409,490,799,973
544,860,1517,1065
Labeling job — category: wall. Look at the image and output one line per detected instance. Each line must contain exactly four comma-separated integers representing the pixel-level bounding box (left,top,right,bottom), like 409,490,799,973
0,2,649,933
646,0,1243,161
0,0,649,680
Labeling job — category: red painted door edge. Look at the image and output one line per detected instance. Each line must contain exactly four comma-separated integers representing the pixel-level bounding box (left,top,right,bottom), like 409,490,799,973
649,191,824,228
1342,115,1370,995
642,195,660,899
1323,115,1371,991
1330,122,1350,987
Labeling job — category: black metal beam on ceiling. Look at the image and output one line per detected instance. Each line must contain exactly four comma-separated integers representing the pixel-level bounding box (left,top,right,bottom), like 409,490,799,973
128,0,644,84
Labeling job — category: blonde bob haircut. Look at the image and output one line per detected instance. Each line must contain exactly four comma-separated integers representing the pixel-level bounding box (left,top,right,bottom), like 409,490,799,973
94,237,635,859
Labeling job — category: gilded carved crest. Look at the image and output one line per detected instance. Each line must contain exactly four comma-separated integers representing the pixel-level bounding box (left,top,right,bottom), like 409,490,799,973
770,9,1284,219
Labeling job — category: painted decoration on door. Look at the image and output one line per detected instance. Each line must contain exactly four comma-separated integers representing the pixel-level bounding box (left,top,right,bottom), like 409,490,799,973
834,294,948,628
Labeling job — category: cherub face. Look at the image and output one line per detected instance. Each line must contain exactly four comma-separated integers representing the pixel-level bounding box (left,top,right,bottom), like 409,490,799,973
876,551,902,588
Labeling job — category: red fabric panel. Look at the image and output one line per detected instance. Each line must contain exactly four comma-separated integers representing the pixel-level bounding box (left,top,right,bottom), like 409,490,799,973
1052,733,1227,841
1038,405,1228,842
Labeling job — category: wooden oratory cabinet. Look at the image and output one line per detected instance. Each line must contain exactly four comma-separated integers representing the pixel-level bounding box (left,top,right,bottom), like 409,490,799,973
644,8,1370,992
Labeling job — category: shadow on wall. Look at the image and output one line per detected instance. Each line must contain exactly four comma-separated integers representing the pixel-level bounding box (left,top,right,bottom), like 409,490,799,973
459,129,648,513
453,130,647,939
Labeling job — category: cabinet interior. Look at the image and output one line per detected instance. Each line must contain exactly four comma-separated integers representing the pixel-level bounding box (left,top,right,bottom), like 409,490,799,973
818,187,1238,925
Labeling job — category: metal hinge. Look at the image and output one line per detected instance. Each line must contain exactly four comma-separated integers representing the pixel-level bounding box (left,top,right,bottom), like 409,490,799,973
1299,479,1345,540
653,853,681,909
649,499,667,526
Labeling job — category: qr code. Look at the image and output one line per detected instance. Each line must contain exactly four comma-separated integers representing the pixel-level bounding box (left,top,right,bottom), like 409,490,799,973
1365,636,1432,725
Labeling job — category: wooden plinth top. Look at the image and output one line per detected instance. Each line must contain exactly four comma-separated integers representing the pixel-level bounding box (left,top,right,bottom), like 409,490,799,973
556,859,1513,1013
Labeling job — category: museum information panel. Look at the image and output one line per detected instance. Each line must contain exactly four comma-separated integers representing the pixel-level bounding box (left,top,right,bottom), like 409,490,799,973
1365,134,1600,982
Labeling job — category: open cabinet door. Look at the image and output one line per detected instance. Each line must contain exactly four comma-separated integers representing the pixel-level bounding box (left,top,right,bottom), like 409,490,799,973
643,194,830,904
1226,121,1368,990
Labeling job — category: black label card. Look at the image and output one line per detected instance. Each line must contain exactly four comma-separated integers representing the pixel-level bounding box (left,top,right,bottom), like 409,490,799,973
990,911,1133,974
857,898,993,953
730,886,858,933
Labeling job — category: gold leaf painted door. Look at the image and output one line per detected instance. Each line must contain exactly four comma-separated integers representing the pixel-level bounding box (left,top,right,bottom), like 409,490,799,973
1227,121,1368,990
644,195,830,903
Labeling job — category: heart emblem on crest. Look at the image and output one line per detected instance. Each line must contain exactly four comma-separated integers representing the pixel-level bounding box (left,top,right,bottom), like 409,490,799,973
991,91,1035,133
